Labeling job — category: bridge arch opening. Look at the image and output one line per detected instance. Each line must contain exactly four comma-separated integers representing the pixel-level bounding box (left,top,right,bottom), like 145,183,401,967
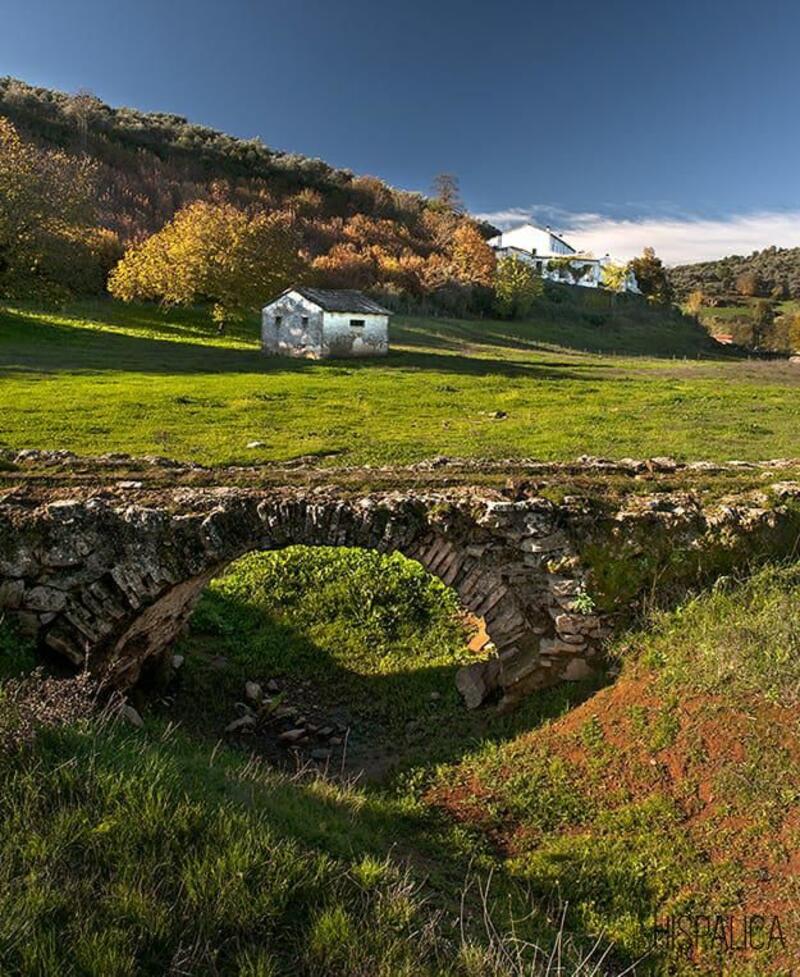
7,491,580,712
117,535,502,711
157,546,496,767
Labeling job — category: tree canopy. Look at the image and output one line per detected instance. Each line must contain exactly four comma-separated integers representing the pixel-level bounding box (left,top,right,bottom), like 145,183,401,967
0,117,116,301
108,198,304,326
628,247,672,305
493,254,543,318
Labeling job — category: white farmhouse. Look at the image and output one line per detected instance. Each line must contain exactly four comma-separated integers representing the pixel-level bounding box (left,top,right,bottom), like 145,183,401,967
487,222,639,292
261,287,391,359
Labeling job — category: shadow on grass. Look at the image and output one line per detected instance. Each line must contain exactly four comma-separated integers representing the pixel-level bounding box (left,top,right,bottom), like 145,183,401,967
166,586,604,777
1,296,740,383
21,704,571,971
392,306,738,361
0,308,621,382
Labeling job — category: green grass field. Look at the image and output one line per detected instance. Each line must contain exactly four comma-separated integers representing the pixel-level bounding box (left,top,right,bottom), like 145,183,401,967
3,293,800,974
3,296,800,465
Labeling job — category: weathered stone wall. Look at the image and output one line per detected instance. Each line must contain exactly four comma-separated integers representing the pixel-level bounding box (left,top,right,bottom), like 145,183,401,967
261,291,325,358
322,311,388,357
2,459,799,710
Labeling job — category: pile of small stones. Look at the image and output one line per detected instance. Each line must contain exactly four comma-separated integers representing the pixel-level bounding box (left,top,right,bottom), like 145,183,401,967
224,679,348,763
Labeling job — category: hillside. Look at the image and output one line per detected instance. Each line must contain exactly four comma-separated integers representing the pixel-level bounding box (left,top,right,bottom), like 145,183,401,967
0,76,494,257
670,245,800,301
431,563,800,975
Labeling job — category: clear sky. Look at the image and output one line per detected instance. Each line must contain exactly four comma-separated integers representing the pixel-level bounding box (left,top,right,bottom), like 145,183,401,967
3,0,800,262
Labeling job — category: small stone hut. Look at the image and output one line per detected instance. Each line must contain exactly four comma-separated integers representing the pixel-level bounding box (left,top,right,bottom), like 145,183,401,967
261,286,391,359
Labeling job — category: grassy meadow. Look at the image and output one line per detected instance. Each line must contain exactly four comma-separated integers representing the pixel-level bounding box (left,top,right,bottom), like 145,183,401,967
3,294,800,465
4,292,800,974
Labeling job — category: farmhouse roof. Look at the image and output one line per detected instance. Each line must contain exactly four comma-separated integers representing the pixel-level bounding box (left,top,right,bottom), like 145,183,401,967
489,222,577,255
281,286,391,315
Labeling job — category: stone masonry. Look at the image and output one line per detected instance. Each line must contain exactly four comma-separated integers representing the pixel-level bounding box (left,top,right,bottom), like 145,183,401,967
2,454,800,710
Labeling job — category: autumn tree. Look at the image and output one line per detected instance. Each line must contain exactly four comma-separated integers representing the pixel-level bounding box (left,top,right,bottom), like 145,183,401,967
685,289,706,316
285,188,325,219
350,175,399,219
311,243,378,290
449,222,496,287
109,199,304,328
601,261,630,294
375,252,426,295
494,255,543,318
735,270,762,298
342,214,413,254
628,246,673,305
0,117,110,301
600,260,630,315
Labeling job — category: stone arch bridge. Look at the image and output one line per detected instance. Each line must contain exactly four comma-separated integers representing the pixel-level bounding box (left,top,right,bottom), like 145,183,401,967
2,460,799,709
0,483,608,709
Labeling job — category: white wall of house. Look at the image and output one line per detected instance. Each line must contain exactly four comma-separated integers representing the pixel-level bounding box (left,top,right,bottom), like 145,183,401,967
261,290,389,358
487,223,575,257
261,291,324,358
488,223,639,293
321,312,388,357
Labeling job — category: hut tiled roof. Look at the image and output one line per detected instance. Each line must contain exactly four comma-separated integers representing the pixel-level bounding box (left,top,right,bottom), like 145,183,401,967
284,286,391,315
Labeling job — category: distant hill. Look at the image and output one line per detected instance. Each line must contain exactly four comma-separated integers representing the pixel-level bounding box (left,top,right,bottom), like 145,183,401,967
670,244,800,301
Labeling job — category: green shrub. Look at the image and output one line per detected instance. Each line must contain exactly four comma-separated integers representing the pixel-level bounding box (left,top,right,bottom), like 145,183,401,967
0,617,36,680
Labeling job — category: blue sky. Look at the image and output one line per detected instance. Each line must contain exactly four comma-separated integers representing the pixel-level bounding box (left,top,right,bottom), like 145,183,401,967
3,0,800,262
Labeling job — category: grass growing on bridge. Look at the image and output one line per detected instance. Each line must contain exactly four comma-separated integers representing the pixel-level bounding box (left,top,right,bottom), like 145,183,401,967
2,296,800,465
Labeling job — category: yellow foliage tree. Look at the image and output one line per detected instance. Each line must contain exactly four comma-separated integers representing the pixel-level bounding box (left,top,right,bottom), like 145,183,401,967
494,255,543,318
310,243,378,290
685,289,706,316
449,222,496,287
109,200,304,327
601,260,630,316
600,260,629,294
0,117,108,301
376,251,426,295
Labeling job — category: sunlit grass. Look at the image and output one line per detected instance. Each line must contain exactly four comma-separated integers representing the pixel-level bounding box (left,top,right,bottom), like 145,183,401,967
3,296,799,466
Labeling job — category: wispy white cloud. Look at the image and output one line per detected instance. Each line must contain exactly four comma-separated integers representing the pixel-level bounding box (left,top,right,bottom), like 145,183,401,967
474,206,800,266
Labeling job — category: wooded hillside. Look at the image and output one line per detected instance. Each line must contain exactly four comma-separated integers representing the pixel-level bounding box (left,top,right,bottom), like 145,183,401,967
670,244,800,301
0,78,511,314
0,77,453,240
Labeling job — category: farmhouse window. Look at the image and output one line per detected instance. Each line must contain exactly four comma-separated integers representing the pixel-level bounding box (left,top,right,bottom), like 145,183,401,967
301,316,309,327
274,315,282,327
349,319,365,328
